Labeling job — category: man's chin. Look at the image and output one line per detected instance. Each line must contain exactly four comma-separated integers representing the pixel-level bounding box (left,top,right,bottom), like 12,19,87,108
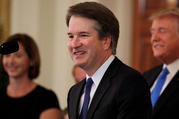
75,63,85,69
153,52,163,58
154,54,167,63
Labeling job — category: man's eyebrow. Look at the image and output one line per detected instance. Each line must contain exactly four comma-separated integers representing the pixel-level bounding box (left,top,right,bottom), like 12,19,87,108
79,32,89,34
67,32,72,35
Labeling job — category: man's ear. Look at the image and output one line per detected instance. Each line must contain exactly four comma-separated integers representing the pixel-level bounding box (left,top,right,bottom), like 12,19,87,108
30,61,33,67
103,36,112,50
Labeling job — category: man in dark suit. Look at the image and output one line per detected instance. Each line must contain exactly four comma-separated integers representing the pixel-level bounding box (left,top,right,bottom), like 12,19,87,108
66,2,152,119
143,8,179,119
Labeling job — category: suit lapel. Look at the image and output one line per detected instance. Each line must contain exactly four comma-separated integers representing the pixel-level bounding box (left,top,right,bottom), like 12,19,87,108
147,66,163,87
86,74,111,119
153,71,179,113
86,57,122,119
71,80,86,119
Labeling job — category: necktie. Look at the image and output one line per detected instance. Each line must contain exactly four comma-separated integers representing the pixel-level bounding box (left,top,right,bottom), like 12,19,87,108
80,78,93,119
151,67,169,107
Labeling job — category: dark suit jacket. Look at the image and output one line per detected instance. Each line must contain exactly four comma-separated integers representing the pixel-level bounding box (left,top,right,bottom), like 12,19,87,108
68,57,152,119
143,65,179,119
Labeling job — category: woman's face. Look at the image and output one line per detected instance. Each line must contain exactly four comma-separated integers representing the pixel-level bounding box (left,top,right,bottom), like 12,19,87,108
2,43,31,79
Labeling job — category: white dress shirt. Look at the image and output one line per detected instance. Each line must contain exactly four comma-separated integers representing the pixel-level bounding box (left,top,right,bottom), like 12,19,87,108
151,58,179,95
79,55,115,114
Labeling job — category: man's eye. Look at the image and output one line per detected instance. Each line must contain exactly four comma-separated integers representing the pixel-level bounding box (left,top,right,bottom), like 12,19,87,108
68,35,74,39
150,29,154,35
80,34,88,37
159,28,167,33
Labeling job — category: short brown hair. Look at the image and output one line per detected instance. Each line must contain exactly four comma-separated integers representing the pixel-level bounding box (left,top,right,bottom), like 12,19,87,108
0,33,40,79
66,2,119,55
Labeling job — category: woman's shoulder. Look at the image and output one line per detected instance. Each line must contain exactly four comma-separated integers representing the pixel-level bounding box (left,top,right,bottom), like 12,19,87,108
32,85,58,97
31,85,60,109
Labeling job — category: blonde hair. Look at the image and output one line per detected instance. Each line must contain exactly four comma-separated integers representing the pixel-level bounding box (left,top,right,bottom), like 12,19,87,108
150,8,179,33
149,8,179,20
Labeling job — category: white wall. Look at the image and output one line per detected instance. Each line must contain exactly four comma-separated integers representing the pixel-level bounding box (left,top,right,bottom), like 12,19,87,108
99,0,133,64
10,0,133,109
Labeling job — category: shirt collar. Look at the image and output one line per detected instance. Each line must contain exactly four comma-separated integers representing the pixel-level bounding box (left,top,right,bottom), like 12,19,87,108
164,58,179,77
86,55,115,87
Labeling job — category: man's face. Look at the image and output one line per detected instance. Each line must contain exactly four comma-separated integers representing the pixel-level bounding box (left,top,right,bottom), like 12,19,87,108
150,16,179,64
74,66,86,83
67,16,110,75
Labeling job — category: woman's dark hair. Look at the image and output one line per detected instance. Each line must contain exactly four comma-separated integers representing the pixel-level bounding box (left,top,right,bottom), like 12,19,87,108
0,33,40,79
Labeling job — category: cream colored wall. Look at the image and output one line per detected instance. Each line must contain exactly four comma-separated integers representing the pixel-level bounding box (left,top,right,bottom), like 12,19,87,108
99,0,133,64
10,0,133,109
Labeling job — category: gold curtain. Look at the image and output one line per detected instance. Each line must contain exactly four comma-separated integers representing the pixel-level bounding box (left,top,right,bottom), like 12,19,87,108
0,0,10,43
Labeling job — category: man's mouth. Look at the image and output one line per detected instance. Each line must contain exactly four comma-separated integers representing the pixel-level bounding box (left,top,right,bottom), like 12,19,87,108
153,44,164,49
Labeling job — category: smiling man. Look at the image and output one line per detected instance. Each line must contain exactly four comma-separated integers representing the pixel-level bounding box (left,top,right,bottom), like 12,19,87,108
66,2,152,119
143,8,179,119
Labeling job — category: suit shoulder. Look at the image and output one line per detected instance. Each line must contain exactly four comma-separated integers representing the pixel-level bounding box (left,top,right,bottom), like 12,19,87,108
111,57,142,76
68,80,85,96
143,65,162,78
110,58,145,84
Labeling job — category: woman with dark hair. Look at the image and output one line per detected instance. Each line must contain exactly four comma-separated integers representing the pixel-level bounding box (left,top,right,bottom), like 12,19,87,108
0,33,62,119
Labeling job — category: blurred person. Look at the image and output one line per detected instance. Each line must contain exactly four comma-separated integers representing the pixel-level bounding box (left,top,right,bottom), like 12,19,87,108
143,8,179,119
0,33,62,119
62,66,85,119
61,107,69,119
66,2,152,119
72,65,86,83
